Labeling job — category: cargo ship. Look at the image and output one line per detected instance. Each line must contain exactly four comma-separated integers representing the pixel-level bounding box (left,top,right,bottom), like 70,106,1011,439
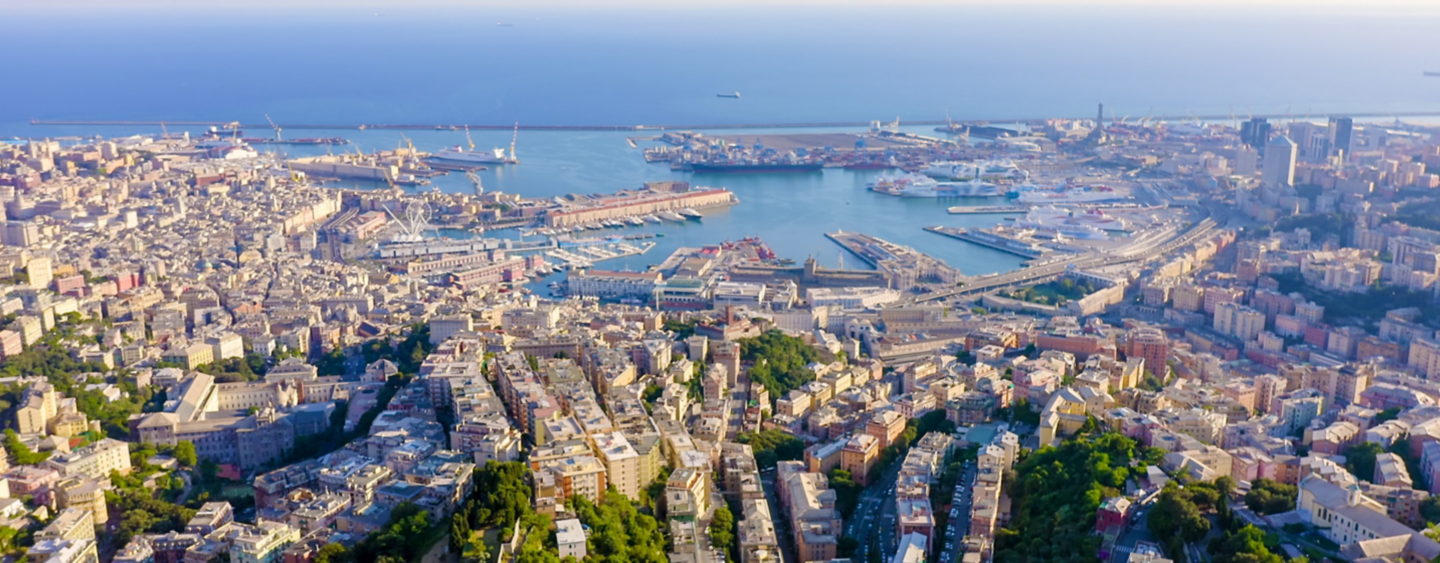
717,92,741,99
688,162,823,174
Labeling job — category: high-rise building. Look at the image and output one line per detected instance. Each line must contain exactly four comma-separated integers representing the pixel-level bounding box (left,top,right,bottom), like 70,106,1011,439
1241,118,1271,149
1263,136,1297,189
1328,116,1354,162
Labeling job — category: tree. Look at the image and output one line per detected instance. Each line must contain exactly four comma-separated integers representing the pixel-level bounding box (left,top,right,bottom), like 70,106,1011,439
1244,478,1297,516
173,440,198,468
1207,525,1283,563
710,506,737,562
3,429,50,465
828,469,862,519
738,330,821,408
314,543,352,563
1344,442,1386,483
737,429,805,469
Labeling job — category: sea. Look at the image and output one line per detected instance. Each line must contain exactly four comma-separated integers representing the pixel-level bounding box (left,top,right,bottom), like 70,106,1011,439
3,3,1440,289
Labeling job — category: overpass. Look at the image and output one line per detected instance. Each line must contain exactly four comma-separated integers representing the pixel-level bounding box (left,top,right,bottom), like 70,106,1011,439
912,215,1219,303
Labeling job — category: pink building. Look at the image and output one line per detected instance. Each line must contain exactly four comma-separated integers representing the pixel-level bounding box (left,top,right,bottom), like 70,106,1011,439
6,466,59,506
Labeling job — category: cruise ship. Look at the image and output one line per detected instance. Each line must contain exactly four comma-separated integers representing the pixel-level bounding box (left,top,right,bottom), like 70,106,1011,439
1017,185,1127,205
1011,207,1124,240
921,159,1029,182
868,172,1001,198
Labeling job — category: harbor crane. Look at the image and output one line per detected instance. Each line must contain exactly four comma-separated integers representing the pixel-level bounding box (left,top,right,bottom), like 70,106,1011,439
265,114,282,142
508,122,519,162
466,171,484,194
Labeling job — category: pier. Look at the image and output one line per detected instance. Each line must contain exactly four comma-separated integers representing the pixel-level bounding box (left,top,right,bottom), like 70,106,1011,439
947,205,1029,215
924,226,1048,259
825,230,964,290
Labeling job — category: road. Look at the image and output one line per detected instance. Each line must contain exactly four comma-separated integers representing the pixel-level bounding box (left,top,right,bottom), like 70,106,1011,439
939,462,977,563
912,209,1221,304
848,460,906,563
758,469,795,563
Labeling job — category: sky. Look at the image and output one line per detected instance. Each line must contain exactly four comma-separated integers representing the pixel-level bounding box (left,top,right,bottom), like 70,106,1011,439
4,0,1440,12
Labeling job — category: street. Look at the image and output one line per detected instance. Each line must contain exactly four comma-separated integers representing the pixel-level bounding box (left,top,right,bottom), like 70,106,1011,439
939,462,977,563
849,459,906,563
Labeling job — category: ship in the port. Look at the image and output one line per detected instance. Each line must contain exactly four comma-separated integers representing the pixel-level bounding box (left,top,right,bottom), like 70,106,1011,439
717,92,741,98
1011,206,1126,240
688,162,823,174
1017,184,1128,204
922,159,1029,182
430,124,519,165
868,172,1001,198
1425,71,1440,77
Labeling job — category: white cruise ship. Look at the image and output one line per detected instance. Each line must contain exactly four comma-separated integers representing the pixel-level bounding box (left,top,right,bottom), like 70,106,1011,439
1017,185,1128,204
922,159,1029,182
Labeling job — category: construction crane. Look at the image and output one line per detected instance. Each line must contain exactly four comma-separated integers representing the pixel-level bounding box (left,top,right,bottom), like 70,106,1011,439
508,122,519,163
265,114,282,142
465,126,476,152
160,121,170,140
466,171,483,194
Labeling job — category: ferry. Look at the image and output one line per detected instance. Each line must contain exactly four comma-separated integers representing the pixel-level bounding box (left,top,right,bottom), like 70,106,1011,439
431,125,519,164
921,159,1029,182
1017,185,1128,205
868,172,1000,198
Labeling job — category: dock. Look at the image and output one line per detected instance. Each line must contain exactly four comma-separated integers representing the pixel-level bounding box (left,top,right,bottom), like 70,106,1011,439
924,226,1047,259
825,230,964,289
947,205,1029,215
546,241,656,270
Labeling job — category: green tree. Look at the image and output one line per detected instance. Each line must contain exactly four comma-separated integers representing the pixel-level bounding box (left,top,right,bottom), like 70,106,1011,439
1344,442,1386,483
173,440,198,467
3,429,50,465
1207,525,1284,563
313,543,352,563
736,429,806,469
710,506,737,562
828,469,863,519
739,330,821,408
1244,479,1298,516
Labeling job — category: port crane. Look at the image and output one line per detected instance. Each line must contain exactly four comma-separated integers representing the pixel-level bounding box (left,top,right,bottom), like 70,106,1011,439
466,171,484,194
265,114,282,142
508,122,519,162
465,126,476,151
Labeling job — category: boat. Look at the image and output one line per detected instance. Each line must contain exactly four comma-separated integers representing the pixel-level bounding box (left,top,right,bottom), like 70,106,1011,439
717,92,741,99
688,162,823,174
922,159,1028,182
679,208,703,220
869,172,1000,198
628,217,645,226
1426,71,1440,77
843,161,896,170
660,211,686,222
1017,185,1129,205
644,215,663,224
430,124,519,164
1011,206,1124,240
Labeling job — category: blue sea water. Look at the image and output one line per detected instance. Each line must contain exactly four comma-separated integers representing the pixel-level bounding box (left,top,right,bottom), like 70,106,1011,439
3,4,1439,283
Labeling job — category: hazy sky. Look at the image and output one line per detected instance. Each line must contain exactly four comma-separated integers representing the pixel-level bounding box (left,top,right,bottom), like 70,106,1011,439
5,0,1440,12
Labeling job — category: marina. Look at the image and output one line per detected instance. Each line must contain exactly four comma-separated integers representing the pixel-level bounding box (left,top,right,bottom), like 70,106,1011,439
545,241,657,270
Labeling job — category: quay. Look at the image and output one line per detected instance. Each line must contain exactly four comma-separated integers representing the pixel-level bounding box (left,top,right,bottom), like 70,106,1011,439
32,109,1440,132
947,205,1028,215
825,230,964,289
924,226,1047,259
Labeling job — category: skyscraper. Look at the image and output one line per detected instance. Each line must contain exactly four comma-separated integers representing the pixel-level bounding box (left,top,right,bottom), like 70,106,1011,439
1241,118,1272,150
1329,116,1354,162
1263,136,1297,189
